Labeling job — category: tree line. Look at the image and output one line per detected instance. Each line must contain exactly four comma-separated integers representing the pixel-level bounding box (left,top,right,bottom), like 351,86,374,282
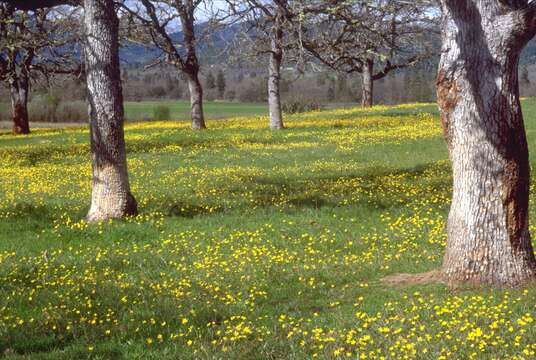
1,0,437,133
2,0,536,289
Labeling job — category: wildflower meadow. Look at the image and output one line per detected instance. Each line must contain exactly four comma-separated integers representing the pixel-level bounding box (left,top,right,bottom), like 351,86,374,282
1,103,536,359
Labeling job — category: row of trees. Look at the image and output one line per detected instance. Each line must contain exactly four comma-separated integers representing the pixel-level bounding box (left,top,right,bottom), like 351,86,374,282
1,0,437,134
3,0,536,288
0,3,80,133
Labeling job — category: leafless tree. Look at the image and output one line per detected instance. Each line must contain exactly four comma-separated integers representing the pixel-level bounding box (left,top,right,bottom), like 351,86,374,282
0,4,81,134
224,0,303,130
438,0,536,287
120,0,221,130
2,0,138,221
84,0,138,221
298,0,438,107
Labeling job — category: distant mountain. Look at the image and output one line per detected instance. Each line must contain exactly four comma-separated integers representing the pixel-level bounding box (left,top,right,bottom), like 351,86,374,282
118,22,536,68
119,22,240,66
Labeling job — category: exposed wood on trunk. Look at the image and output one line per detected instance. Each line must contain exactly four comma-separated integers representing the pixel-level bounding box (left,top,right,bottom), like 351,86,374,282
436,69,458,149
84,0,137,222
438,0,536,287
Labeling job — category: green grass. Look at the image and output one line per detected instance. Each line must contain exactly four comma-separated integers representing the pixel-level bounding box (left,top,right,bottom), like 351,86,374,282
124,100,267,121
0,100,268,123
1,101,536,359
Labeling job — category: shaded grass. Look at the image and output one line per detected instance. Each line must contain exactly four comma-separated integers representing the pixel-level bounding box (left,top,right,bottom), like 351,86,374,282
1,100,536,359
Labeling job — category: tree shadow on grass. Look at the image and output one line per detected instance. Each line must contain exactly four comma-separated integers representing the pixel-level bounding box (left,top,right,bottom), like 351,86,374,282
166,202,224,218
1,162,453,227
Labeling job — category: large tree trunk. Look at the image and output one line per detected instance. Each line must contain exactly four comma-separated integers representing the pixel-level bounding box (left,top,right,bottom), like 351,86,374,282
268,27,284,130
438,0,536,287
186,69,206,130
10,77,29,135
84,0,137,222
361,59,374,108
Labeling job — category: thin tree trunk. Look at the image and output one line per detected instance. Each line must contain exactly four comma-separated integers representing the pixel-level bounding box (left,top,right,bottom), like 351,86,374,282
361,59,373,108
186,69,206,130
268,34,284,130
84,0,137,222
438,0,536,287
10,78,29,135
179,5,206,130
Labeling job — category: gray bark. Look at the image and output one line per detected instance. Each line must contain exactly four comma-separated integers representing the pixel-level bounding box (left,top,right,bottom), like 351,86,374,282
186,70,206,130
268,26,284,130
179,4,206,130
9,74,29,135
361,59,373,108
438,0,536,287
84,0,137,222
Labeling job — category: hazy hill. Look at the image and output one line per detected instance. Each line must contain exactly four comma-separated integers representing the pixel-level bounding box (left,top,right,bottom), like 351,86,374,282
118,22,536,67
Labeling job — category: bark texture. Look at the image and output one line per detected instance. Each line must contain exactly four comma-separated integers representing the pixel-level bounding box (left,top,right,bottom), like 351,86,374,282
180,5,206,130
438,0,536,287
268,24,284,130
361,59,374,108
10,74,30,135
84,0,137,222
186,69,206,130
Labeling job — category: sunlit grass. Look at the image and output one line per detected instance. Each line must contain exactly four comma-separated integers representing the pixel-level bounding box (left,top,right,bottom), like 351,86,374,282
1,101,536,359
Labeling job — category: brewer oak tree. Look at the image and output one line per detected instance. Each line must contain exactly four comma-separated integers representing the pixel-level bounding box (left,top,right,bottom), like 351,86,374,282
300,0,437,107
225,0,296,130
438,0,536,287
84,0,138,221
0,4,79,134
121,0,212,130
2,0,138,221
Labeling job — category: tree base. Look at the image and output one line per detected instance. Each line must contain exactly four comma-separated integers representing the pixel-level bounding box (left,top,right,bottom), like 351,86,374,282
382,268,536,289
191,122,206,130
86,192,138,223
441,265,536,289
12,126,30,135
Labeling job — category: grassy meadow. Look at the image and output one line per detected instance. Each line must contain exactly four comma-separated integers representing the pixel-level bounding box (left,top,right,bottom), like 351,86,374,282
123,100,268,121
0,100,268,125
1,102,536,359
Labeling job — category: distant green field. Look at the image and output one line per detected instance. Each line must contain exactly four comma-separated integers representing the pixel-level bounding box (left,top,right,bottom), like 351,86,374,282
125,100,267,121
0,100,268,124
0,99,440,124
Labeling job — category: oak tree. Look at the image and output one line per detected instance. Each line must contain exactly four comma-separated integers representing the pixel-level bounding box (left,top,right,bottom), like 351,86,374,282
299,0,437,107
2,0,138,221
438,0,536,287
225,0,296,130
121,0,215,130
0,4,80,134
